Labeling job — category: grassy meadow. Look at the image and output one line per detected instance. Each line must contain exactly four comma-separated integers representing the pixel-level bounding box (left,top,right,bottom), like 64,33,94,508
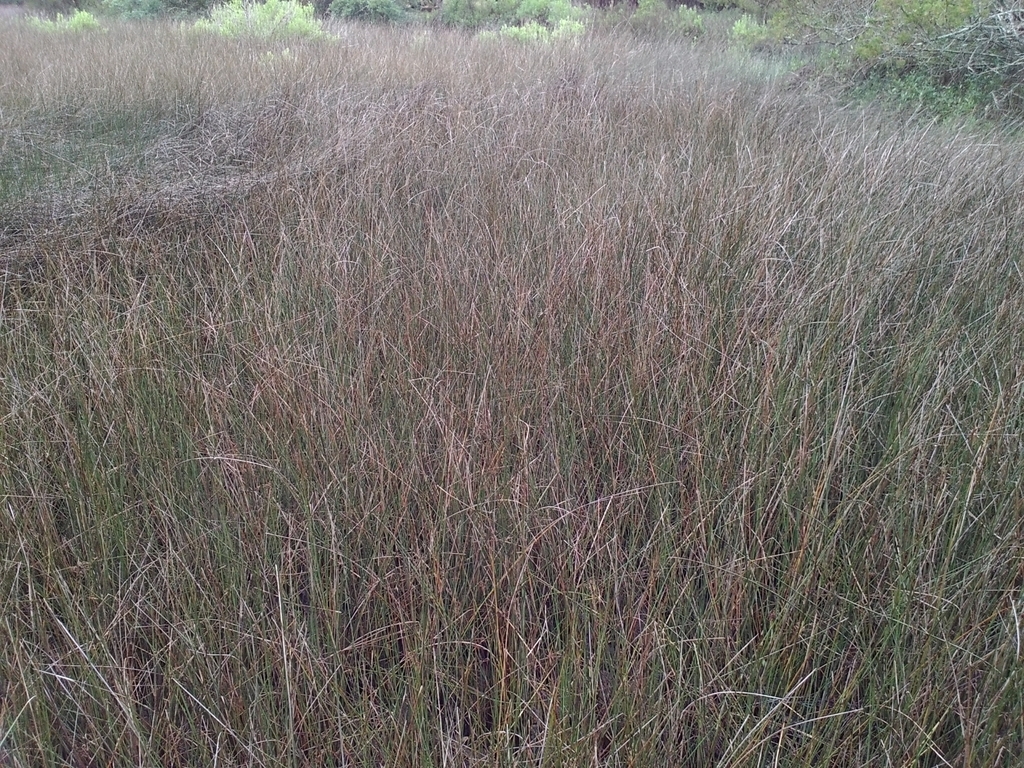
1,17,1023,767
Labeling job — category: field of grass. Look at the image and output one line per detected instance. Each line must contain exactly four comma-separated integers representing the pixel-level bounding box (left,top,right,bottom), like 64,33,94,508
1,17,1023,767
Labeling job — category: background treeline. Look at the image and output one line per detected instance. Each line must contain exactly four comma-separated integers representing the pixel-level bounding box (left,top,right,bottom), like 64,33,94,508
12,0,1024,118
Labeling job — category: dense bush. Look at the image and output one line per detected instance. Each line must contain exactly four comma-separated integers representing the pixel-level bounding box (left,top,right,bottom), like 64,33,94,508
628,0,705,38
438,0,515,26
21,0,76,15
101,0,215,18
24,0,216,17
768,0,978,51
765,1,1024,117
329,0,407,22
193,0,329,38
730,10,768,44
513,0,577,24
26,8,103,29
486,14,584,39
439,0,583,29
99,0,166,17
701,0,769,15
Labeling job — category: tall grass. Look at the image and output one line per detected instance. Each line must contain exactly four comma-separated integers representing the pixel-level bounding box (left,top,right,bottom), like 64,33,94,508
1,19,1023,767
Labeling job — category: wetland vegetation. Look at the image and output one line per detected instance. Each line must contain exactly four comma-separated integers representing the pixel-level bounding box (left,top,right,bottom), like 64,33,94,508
1,7,1023,766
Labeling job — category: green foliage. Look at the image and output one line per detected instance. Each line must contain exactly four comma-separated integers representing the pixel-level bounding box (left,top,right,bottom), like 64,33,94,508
496,18,545,38
329,0,406,22
101,0,167,17
675,6,703,35
700,0,768,15
856,0,976,57
628,0,704,37
876,0,975,36
439,0,582,29
513,0,546,21
730,12,769,45
436,0,470,24
194,0,329,39
101,0,215,18
852,67,1004,119
770,1,1022,119
22,0,77,15
439,0,514,26
554,14,584,34
770,0,981,51
493,15,583,40
630,0,670,33
516,0,581,24
27,9,103,30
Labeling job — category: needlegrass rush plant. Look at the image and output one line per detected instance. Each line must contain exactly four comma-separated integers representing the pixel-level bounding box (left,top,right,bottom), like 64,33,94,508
0,18,1022,767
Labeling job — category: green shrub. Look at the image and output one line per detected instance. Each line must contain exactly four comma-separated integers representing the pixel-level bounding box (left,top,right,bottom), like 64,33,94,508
22,0,76,15
439,0,514,27
436,0,471,25
27,9,103,31
101,0,167,17
853,0,976,59
852,67,1003,118
101,0,215,18
494,14,582,40
770,0,979,52
439,0,580,29
498,17,546,39
700,0,767,14
551,14,583,35
730,12,769,45
329,0,406,22
628,0,704,38
675,6,703,36
194,0,329,39
772,1,1022,118
628,0,665,34
514,0,577,24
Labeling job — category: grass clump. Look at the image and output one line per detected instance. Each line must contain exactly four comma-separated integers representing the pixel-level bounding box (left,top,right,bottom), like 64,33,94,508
1,18,1023,768
194,0,329,39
